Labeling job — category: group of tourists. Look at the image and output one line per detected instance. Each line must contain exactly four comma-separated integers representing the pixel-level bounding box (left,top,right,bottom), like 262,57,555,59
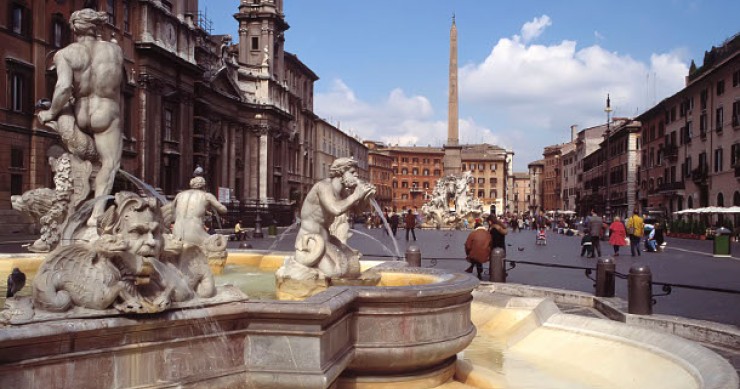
463,214,508,280
581,209,666,258
378,208,418,241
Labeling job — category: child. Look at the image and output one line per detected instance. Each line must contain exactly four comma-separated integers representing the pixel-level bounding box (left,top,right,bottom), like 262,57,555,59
580,231,594,257
536,227,547,245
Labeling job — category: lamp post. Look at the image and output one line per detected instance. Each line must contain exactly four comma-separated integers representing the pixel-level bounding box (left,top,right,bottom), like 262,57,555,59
604,94,612,219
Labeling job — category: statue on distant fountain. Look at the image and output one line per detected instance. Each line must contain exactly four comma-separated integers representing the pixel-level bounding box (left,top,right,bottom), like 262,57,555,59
421,172,483,229
276,158,376,296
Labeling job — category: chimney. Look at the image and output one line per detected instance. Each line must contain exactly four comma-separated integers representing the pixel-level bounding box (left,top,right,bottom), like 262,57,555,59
570,125,578,142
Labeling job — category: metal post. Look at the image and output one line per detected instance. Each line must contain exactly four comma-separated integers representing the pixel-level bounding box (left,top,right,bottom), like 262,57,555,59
405,245,421,267
489,247,506,282
595,257,615,297
253,213,264,239
628,264,652,315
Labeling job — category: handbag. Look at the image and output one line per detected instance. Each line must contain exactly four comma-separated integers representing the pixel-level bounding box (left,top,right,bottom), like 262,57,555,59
627,217,635,235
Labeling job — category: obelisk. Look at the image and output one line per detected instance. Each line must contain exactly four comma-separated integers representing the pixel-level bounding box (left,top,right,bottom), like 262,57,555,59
443,15,462,176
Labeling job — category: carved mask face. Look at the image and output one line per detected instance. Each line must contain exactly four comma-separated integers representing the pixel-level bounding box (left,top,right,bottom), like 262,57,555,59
119,209,162,282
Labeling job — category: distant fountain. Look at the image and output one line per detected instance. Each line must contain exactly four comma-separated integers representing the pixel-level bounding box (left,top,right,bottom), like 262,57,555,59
421,171,484,229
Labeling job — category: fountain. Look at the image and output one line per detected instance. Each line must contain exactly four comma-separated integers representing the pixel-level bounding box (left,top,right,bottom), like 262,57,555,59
421,172,485,229
0,9,737,389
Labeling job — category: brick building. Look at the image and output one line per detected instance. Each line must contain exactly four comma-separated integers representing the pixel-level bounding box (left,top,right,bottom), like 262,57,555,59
0,0,335,233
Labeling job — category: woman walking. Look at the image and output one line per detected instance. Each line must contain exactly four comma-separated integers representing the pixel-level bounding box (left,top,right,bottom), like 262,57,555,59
608,216,628,256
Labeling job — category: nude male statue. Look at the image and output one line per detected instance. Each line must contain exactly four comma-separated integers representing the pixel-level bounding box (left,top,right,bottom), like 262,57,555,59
37,8,124,227
289,158,375,279
171,176,228,246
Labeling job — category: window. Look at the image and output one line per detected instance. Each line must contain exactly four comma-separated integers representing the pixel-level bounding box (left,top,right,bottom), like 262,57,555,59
51,17,65,48
251,37,259,51
10,147,24,196
462,163,466,170
10,73,26,112
717,80,725,96
490,163,496,171
478,163,484,170
422,169,429,176
489,177,495,184
163,107,177,142
477,178,484,184
412,168,418,175
700,89,708,110
10,3,30,37
699,114,707,137
733,101,740,127
714,148,723,172
716,106,723,133
401,181,408,188
731,143,740,167
734,69,740,87
477,190,484,198
401,194,408,200
412,158,419,163
392,181,398,189
433,169,441,176
401,168,408,175
423,182,429,189
107,0,116,25
123,0,130,32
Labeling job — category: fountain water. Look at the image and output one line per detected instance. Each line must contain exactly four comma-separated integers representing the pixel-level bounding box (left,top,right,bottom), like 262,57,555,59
368,198,402,258
349,229,400,260
267,221,299,251
118,170,169,205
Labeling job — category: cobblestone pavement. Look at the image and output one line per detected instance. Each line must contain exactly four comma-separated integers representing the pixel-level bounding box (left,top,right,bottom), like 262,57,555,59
233,224,740,326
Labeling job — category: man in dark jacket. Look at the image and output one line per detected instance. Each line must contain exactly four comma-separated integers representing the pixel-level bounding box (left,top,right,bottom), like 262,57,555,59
389,210,400,236
405,209,417,241
586,210,604,257
488,214,508,254
465,222,492,279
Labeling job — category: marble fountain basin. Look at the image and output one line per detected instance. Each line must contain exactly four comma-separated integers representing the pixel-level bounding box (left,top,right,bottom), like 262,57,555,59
0,251,736,389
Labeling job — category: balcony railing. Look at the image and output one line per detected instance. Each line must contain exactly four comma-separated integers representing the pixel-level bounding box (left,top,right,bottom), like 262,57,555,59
691,165,708,184
663,144,678,160
658,181,685,192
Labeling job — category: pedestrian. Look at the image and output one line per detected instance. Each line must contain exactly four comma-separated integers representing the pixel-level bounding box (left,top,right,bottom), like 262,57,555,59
580,231,594,257
488,214,508,254
389,210,399,236
382,209,390,235
586,210,603,257
644,222,657,252
234,220,245,241
464,222,492,279
405,209,417,241
608,216,628,256
654,222,666,251
625,209,644,257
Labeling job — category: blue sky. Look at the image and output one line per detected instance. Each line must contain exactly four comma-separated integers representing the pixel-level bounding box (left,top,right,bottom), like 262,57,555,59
203,1,740,170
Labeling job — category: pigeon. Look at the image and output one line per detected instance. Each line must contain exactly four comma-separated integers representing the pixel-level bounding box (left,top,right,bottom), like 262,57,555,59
6,268,26,298
193,164,205,177
444,244,450,250
517,247,525,252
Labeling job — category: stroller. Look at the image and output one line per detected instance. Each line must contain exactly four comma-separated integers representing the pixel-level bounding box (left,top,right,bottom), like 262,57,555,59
536,227,547,245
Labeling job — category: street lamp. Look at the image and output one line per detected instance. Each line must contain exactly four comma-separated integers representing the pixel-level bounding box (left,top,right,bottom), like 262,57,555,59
604,94,612,219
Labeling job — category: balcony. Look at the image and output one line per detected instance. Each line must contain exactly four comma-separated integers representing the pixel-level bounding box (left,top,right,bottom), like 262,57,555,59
410,187,424,193
691,166,708,185
663,144,678,160
658,181,685,193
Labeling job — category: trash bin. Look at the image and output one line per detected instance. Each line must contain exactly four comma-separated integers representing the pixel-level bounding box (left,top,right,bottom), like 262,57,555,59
713,227,731,257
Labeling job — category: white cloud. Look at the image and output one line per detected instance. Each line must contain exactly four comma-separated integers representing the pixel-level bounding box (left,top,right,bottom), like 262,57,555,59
313,16,689,170
518,15,551,43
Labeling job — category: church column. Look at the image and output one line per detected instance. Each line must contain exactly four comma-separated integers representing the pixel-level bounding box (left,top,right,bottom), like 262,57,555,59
259,130,269,202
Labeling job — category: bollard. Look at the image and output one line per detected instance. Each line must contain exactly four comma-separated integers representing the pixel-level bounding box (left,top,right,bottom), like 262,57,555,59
253,214,264,239
628,264,652,315
595,257,615,297
489,248,506,282
405,245,421,267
